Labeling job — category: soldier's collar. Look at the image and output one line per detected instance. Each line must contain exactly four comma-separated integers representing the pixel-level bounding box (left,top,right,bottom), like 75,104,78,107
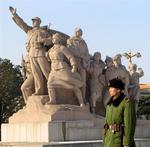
107,92,125,107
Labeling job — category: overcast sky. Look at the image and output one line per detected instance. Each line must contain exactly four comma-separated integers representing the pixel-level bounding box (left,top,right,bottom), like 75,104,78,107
0,0,150,83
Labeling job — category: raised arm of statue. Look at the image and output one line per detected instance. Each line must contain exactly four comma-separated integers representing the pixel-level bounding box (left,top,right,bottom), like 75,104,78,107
9,6,32,33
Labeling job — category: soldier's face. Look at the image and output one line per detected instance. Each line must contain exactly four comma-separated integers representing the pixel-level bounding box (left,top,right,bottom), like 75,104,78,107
106,61,113,67
75,31,82,37
94,54,101,61
109,87,121,97
32,20,40,27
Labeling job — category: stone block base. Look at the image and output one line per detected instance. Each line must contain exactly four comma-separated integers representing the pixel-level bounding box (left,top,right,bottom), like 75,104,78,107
9,96,93,123
1,119,150,146
1,120,102,142
1,122,64,142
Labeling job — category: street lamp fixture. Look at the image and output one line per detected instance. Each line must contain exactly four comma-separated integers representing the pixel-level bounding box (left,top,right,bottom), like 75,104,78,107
123,50,141,64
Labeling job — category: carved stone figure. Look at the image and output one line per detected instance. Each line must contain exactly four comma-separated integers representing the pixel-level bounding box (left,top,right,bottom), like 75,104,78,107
104,56,116,84
21,53,34,103
47,33,85,107
6,7,144,129
128,63,144,101
87,52,105,113
67,28,90,102
113,54,130,96
102,56,117,106
9,6,51,96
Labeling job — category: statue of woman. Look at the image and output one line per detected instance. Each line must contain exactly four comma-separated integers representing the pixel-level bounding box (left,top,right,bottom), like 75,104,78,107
47,33,85,107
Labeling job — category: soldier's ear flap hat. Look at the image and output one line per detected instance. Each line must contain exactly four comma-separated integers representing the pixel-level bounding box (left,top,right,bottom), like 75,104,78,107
108,78,125,90
105,56,113,63
32,17,41,23
75,27,83,34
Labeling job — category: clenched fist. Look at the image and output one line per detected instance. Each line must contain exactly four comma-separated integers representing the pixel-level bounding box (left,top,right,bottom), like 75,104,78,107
9,6,17,15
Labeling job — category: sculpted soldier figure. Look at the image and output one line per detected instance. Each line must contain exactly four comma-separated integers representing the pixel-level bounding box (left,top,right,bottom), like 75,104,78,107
103,78,136,147
21,53,34,102
47,33,85,107
87,52,105,113
103,56,117,106
128,63,144,110
9,6,51,96
67,28,90,102
104,56,116,84
113,54,130,96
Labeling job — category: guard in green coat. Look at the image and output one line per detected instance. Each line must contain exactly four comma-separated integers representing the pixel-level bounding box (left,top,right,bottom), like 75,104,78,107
103,78,136,147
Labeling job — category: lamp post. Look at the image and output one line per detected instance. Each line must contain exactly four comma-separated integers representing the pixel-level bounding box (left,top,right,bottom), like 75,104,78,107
123,50,142,71
123,50,141,64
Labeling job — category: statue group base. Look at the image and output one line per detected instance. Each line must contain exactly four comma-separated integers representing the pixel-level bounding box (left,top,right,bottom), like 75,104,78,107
2,96,150,147
1,95,104,146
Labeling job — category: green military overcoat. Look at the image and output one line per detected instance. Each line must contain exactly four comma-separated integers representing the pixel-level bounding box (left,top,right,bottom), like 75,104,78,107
103,93,136,147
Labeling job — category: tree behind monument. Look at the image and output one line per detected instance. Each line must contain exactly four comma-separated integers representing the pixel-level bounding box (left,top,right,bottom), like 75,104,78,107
0,58,24,125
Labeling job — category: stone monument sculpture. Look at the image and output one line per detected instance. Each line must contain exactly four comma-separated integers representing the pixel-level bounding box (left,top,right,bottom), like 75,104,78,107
104,56,116,84
1,7,144,145
47,33,85,107
128,63,144,102
102,55,131,106
113,54,130,96
21,52,34,103
87,52,105,113
7,7,92,124
123,50,144,102
9,6,51,96
67,28,90,102
102,56,117,106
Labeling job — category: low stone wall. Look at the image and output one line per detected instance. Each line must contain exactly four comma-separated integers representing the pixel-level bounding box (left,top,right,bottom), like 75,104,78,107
1,119,150,147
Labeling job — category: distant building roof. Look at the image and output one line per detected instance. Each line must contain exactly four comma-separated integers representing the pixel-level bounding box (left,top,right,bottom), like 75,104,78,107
140,84,150,90
140,84,150,96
